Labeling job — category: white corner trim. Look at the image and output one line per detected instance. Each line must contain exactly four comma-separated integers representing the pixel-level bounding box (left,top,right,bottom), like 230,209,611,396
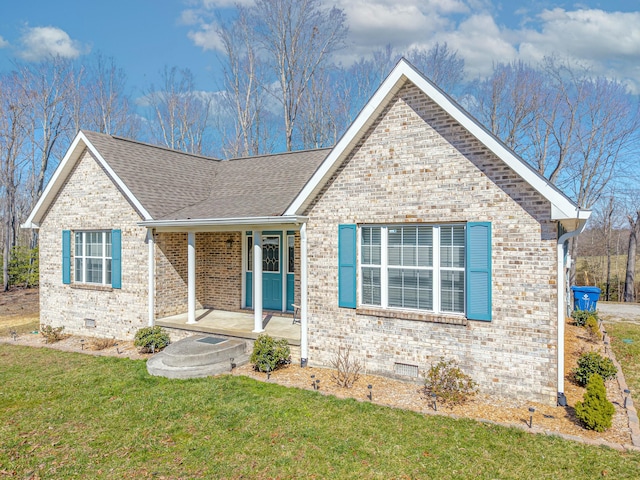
22,131,152,229
284,59,588,221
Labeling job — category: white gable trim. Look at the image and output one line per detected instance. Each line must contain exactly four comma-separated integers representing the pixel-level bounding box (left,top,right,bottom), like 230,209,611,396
284,59,589,221
22,131,152,228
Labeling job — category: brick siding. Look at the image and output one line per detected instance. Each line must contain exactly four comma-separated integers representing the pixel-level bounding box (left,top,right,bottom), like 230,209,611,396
38,149,149,339
303,82,559,404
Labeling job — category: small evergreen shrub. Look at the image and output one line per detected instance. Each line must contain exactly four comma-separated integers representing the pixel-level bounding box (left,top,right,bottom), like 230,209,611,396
40,325,65,343
250,334,291,372
423,358,477,405
330,346,362,388
573,351,617,386
134,326,170,353
571,309,596,327
574,374,615,432
8,246,39,288
584,315,600,341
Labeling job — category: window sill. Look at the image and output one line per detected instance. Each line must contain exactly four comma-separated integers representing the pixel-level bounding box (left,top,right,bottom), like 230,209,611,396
70,283,113,292
356,306,468,326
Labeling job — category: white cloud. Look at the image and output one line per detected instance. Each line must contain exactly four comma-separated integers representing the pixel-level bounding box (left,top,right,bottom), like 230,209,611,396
0,35,8,48
18,26,86,61
519,9,640,62
180,1,640,92
438,13,518,77
188,23,224,51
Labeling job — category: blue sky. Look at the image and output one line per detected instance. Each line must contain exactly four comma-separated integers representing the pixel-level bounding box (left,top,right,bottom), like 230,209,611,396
1,0,640,96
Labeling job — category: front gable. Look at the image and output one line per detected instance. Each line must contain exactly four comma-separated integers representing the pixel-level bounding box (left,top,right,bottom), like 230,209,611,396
286,59,588,227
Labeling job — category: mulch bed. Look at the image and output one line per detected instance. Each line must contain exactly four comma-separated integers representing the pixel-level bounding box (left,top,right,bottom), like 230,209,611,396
0,318,633,448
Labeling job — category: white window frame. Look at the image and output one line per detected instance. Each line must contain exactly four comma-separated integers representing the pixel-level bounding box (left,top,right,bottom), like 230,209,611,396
74,231,112,285
358,224,465,315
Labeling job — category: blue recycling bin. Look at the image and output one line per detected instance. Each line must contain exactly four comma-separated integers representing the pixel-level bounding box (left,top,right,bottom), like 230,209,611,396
571,286,601,312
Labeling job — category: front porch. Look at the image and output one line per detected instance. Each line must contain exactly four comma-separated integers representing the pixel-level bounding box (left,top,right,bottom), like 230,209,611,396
156,309,301,346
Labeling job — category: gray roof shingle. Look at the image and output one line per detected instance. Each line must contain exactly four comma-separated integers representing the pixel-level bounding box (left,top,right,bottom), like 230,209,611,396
82,131,329,221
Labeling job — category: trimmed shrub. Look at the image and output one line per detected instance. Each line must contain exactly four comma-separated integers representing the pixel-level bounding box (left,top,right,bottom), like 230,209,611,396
571,309,595,327
423,358,477,405
573,351,617,387
574,374,615,432
584,315,600,341
250,334,291,372
134,326,170,353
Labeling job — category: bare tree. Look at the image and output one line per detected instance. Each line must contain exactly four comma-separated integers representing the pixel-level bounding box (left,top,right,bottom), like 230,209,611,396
623,210,639,302
0,72,28,290
623,199,640,302
80,53,139,137
18,57,76,207
298,66,346,149
144,66,213,155
406,43,464,94
216,11,273,157
249,0,348,151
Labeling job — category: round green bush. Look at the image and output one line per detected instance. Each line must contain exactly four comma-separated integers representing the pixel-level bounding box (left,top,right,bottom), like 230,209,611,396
250,334,291,372
134,326,170,353
574,374,615,432
573,351,617,387
571,309,597,327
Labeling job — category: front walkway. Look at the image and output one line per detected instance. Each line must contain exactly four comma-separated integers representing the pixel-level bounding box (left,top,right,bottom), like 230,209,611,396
156,309,300,346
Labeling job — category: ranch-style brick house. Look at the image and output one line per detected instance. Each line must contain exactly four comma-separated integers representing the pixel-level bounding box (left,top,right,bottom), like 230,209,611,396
23,59,590,405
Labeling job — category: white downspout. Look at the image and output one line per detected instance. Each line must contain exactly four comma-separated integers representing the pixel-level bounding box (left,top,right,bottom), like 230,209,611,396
557,219,587,403
300,223,308,366
147,229,155,327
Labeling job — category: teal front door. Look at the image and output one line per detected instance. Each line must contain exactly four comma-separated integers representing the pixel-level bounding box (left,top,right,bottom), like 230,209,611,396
261,234,282,310
245,232,285,311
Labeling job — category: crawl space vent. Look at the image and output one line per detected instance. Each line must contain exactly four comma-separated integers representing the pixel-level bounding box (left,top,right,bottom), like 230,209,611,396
394,362,419,378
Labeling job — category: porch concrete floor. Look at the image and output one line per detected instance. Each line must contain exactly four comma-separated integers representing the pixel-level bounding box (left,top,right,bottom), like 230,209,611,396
156,309,301,346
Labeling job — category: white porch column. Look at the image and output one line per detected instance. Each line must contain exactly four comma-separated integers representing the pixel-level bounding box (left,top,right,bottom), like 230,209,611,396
253,231,264,332
147,229,155,327
300,223,309,365
187,231,196,324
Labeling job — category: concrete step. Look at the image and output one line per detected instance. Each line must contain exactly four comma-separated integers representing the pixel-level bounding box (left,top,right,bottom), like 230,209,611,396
146,335,250,379
162,336,247,368
147,352,250,379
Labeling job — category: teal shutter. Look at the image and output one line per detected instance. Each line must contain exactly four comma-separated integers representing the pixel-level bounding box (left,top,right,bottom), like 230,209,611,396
111,229,122,289
466,222,492,321
62,230,71,284
338,224,357,308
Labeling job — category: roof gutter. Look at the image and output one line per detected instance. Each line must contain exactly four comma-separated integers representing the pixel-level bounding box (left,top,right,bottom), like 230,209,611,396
556,215,589,405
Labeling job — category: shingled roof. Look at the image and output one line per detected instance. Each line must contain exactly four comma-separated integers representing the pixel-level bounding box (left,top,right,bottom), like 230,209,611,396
23,130,330,228
82,131,329,220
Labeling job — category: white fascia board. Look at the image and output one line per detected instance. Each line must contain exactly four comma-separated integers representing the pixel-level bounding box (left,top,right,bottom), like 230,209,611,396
285,58,587,221
139,215,309,232
21,131,151,229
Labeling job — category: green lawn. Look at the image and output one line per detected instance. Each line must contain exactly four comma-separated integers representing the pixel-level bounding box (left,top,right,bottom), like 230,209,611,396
607,321,640,404
1,346,640,479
